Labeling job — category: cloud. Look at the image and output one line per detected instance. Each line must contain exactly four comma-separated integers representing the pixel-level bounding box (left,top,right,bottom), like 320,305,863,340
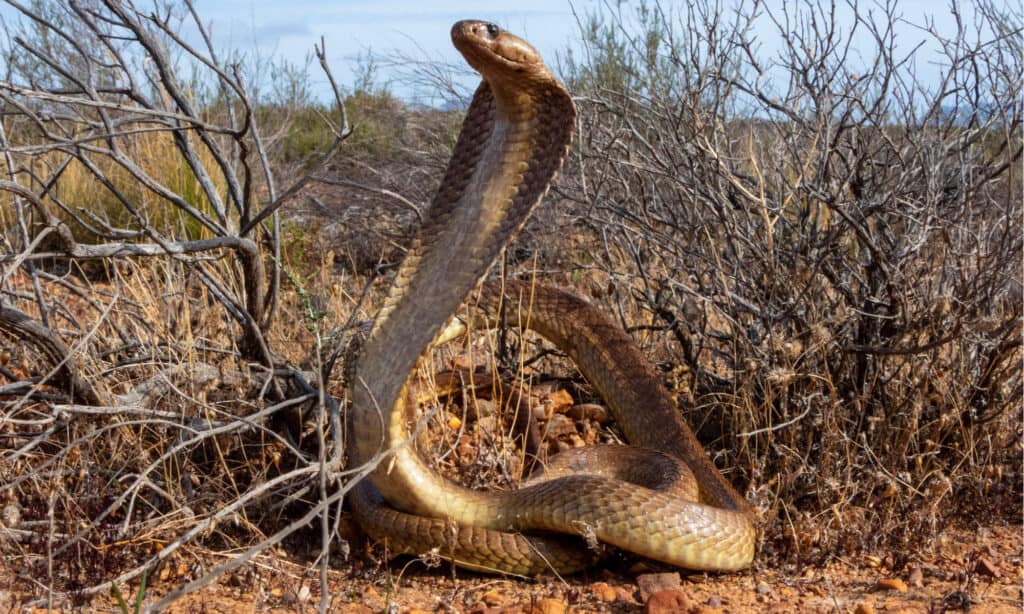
254,21,313,43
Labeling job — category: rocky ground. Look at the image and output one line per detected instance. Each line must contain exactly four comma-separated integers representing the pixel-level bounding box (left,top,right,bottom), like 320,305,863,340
1,279,1019,613
14,523,1011,613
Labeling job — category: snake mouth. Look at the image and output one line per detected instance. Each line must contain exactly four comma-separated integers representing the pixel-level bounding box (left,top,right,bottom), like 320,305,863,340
451,19,543,75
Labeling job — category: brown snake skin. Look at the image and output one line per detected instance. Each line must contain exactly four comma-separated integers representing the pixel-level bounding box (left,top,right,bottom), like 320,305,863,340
347,20,756,574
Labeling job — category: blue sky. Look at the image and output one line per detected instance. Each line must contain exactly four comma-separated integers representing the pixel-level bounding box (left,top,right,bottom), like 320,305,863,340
182,0,983,103
0,1,995,104
188,1,581,102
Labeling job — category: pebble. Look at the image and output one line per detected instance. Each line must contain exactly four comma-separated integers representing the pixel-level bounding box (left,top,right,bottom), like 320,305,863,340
590,582,617,602
475,398,497,417
554,440,575,454
481,591,504,606
975,557,1000,578
544,389,575,413
614,586,637,603
875,577,908,592
755,582,771,595
527,598,567,614
644,590,693,614
636,572,682,601
566,403,611,424
476,415,498,434
544,414,578,438
908,566,924,587
1,503,21,528
853,603,876,614
706,595,723,607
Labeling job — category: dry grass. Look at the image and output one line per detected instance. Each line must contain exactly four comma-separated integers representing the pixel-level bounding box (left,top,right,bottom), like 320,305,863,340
2,131,1020,606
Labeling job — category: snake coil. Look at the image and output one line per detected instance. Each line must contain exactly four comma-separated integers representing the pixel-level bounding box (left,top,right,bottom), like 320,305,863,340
347,20,756,574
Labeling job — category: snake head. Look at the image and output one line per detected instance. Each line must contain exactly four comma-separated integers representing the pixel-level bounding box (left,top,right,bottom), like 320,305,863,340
451,20,555,87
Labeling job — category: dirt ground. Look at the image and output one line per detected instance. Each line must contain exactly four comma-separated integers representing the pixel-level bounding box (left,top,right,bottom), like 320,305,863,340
7,523,1013,613
1,274,1019,613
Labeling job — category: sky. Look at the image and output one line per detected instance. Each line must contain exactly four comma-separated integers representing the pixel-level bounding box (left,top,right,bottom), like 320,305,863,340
186,1,584,103
172,0,987,104
0,1,1001,105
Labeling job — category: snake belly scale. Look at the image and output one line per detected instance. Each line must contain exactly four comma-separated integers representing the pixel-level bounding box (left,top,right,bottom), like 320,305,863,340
347,20,756,575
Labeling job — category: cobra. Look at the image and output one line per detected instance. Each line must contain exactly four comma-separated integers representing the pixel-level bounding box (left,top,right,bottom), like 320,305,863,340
347,20,756,574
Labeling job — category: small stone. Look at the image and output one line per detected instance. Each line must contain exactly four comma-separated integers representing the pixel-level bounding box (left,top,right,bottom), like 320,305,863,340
591,582,617,602
567,403,611,424
756,582,771,595
529,598,566,614
407,610,433,614
544,413,578,438
875,578,908,592
475,398,497,417
476,415,498,434
644,590,692,614
614,586,637,603
853,603,876,614
706,595,723,607
1,503,21,528
908,567,924,588
481,590,504,606
554,439,574,454
975,557,1000,578
810,583,829,597
544,389,575,413
636,572,682,601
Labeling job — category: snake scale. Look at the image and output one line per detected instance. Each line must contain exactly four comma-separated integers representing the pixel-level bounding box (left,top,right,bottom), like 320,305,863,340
347,20,756,574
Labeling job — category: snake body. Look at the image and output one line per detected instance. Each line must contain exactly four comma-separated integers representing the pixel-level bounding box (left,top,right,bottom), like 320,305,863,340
348,20,756,574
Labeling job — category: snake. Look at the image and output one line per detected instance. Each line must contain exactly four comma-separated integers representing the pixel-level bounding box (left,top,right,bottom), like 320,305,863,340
347,20,756,575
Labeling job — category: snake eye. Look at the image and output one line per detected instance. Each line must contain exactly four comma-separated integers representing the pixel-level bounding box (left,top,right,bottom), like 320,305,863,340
485,23,499,37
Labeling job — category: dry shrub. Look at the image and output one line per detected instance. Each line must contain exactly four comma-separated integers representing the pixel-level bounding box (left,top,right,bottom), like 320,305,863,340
0,1,351,606
539,0,1023,559
49,130,227,243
